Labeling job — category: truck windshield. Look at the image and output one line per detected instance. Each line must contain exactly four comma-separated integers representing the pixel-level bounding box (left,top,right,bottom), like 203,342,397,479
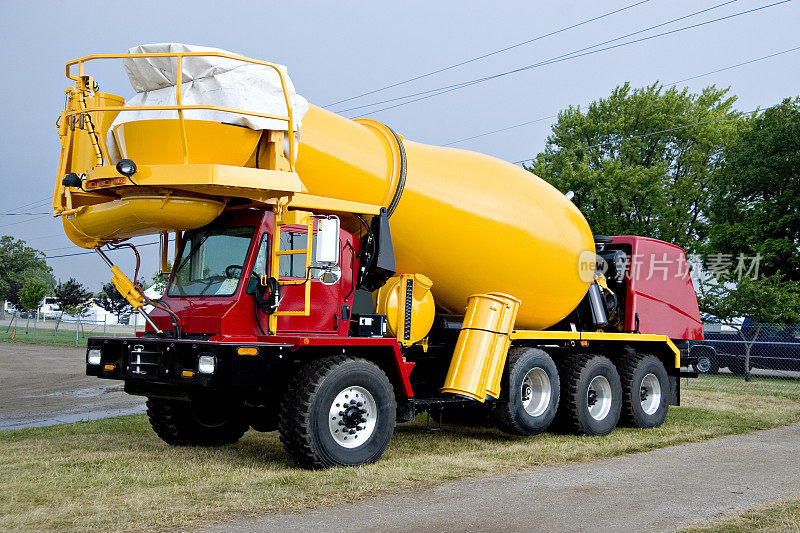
168,227,255,297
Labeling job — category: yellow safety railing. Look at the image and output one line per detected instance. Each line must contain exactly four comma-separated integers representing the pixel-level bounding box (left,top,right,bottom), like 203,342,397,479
267,201,314,333
63,51,297,170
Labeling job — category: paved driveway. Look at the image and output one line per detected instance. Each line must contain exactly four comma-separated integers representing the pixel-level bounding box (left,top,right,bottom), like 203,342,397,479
207,423,800,533
0,342,144,430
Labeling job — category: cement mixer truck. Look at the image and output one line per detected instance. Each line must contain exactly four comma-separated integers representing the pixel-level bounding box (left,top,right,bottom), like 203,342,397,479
54,45,702,468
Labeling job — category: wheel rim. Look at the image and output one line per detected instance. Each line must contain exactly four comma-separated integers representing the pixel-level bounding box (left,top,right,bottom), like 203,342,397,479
521,367,551,417
696,356,711,373
328,386,377,449
639,373,661,415
587,375,612,421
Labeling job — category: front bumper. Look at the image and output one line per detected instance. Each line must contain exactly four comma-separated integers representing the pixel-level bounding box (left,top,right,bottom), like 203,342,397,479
85,337,291,397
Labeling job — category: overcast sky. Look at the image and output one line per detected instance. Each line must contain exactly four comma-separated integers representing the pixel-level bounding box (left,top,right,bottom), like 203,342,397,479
0,0,797,291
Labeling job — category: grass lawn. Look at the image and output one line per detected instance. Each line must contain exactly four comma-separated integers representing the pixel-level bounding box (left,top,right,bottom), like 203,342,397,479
683,493,800,532
1,375,800,532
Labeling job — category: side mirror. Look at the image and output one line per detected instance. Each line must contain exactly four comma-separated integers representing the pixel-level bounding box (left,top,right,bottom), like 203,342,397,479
314,216,340,266
318,267,341,286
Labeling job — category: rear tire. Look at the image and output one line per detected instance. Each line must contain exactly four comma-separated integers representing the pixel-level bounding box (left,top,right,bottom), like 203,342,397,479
146,396,249,446
279,356,396,469
495,347,560,436
728,359,748,376
556,354,621,436
617,354,670,428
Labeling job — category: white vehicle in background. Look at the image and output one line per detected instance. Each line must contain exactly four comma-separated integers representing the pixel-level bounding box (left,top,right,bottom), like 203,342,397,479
39,297,62,320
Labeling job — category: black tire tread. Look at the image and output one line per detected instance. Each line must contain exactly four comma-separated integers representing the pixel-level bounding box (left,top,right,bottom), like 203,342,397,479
554,353,595,434
146,398,248,446
278,355,395,469
495,347,534,435
616,352,644,427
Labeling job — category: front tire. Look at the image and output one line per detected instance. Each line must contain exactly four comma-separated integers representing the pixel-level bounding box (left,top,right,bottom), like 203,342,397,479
495,347,560,436
279,356,396,469
146,396,249,446
694,349,719,374
617,354,670,428
557,354,622,436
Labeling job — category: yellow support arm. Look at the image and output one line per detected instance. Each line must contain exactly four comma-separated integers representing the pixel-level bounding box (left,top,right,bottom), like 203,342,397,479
110,265,145,310
95,249,162,333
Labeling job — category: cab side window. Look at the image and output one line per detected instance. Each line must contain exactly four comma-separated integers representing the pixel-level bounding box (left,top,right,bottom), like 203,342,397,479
279,231,317,278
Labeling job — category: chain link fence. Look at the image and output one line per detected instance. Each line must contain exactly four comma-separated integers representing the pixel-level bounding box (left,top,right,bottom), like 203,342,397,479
1,314,143,346
685,323,800,381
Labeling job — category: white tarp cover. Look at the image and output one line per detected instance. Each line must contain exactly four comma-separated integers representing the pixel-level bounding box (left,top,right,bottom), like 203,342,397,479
109,43,309,135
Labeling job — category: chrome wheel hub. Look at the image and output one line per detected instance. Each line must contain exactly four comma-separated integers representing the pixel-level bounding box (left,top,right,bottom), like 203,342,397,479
639,373,661,415
329,386,377,448
587,375,612,421
521,367,551,417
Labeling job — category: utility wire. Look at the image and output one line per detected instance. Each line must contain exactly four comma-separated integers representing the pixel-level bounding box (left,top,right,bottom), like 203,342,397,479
43,241,161,259
338,0,740,114
0,197,51,216
444,44,800,146
512,102,785,164
325,0,653,108
346,1,788,118
666,44,800,86
0,212,51,216
0,214,54,229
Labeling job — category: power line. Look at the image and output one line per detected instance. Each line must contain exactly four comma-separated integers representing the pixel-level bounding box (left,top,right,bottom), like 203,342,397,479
0,214,53,229
665,44,800,86
444,43,800,146
0,197,51,216
512,102,785,165
325,0,653,108
443,114,558,146
337,0,740,114
44,241,161,259
346,1,789,118
0,212,51,216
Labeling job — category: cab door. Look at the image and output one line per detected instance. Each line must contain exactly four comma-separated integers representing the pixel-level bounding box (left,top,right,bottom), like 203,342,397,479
250,223,340,334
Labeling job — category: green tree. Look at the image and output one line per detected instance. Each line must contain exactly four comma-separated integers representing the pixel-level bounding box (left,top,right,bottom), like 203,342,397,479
148,263,171,295
699,275,800,380
0,236,54,317
97,282,131,317
54,278,91,317
19,278,48,333
708,97,800,280
531,83,740,252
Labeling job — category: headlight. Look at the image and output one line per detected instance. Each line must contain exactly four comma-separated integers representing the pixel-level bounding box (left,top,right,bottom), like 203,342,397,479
87,348,102,365
198,354,216,374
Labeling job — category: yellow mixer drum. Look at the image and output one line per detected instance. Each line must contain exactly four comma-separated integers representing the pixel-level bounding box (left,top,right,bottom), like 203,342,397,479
296,105,594,330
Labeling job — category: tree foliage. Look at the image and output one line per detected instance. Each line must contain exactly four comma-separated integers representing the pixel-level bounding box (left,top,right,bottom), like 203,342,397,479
531,83,740,252
54,278,91,316
708,98,800,281
699,275,800,325
0,236,54,301
97,282,131,316
19,278,48,312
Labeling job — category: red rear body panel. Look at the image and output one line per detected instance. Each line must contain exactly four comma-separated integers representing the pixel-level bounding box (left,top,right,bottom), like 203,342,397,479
611,236,703,341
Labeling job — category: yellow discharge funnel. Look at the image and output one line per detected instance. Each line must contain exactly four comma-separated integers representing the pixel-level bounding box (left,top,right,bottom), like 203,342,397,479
296,105,594,330
441,293,521,402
